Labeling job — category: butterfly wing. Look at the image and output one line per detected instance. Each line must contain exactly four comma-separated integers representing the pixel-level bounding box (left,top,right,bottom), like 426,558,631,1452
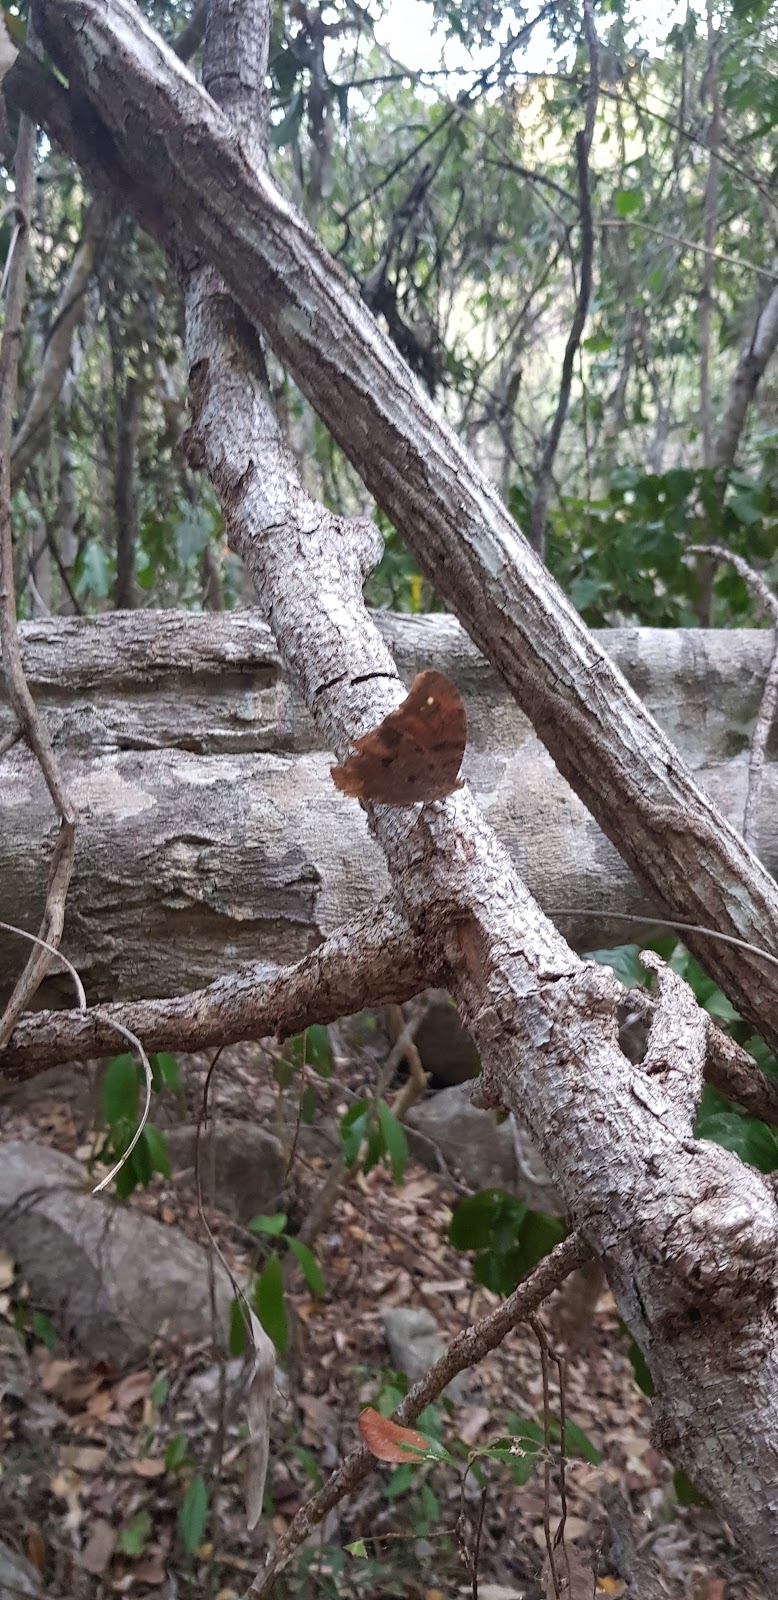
331,670,466,804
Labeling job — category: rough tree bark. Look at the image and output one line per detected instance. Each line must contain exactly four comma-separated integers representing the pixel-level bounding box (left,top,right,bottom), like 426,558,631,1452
8,2,778,1056
1,611,777,1003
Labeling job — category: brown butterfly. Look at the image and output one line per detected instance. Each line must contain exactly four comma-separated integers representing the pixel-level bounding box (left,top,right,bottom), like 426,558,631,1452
330,670,467,805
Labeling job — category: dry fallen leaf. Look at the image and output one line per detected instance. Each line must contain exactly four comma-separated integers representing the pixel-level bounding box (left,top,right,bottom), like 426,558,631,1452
0,1249,14,1290
61,1445,107,1473
25,1529,45,1575
79,1518,116,1577
132,1560,167,1585
113,1371,150,1411
245,1309,275,1532
358,1407,431,1463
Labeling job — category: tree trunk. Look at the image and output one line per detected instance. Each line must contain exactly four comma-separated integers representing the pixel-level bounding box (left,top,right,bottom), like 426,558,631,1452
1,611,775,1004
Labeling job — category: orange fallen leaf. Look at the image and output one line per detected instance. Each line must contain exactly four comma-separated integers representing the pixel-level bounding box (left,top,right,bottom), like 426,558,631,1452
358,1408,431,1463
26,1529,45,1574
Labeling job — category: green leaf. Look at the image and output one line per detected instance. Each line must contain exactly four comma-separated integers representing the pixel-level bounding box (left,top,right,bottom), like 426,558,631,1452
150,1376,169,1410
673,1467,708,1507
31,1310,57,1352
301,1083,317,1125
384,1462,415,1498
340,1100,369,1166
248,1212,288,1235
696,1110,778,1173
272,1059,295,1088
286,1236,325,1295
728,490,761,526
102,1054,139,1126
504,1416,545,1485
254,1254,288,1356
449,1189,526,1251
164,1433,189,1472
626,1335,654,1396
613,188,642,217
143,1124,170,1178
228,1295,250,1357
345,1539,367,1558
270,89,304,150
306,1024,332,1077
377,1100,408,1184
76,540,111,600
272,45,300,98
150,1052,181,1091
557,1418,601,1464
117,1509,151,1556
1,11,26,50
587,943,647,988
179,1475,208,1554
509,1212,568,1281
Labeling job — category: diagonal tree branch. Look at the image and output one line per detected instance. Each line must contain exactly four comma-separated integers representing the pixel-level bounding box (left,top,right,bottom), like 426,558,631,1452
248,1231,593,1596
0,900,426,1082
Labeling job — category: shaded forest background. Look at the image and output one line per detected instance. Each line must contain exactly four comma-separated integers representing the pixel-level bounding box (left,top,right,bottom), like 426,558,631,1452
5,0,777,631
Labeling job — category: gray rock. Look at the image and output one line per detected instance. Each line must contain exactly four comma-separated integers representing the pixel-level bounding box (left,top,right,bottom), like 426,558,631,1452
412,997,480,1085
405,1084,517,1191
0,1141,234,1368
406,1085,560,1212
381,1307,465,1401
163,1119,285,1222
0,1540,40,1598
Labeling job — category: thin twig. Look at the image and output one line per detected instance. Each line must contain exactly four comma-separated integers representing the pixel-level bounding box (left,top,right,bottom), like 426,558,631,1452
0,107,76,1049
529,50,597,560
6,903,778,1127
0,916,86,1009
599,218,776,282
90,1016,153,1193
689,545,778,850
531,1313,561,1599
471,1485,487,1600
239,1231,591,1598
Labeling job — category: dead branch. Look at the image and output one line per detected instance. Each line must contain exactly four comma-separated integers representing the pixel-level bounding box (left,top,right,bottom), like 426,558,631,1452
0,899,426,1083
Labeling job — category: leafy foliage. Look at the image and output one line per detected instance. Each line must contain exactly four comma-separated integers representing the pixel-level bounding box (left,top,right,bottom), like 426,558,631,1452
7,0,778,628
96,1053,178,1198
449,1189,567,1293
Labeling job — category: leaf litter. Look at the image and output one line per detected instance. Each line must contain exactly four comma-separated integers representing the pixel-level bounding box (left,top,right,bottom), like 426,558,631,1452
0,1039,767,1599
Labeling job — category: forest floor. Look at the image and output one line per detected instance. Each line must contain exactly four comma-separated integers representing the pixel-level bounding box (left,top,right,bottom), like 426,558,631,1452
0,1037,767,1600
